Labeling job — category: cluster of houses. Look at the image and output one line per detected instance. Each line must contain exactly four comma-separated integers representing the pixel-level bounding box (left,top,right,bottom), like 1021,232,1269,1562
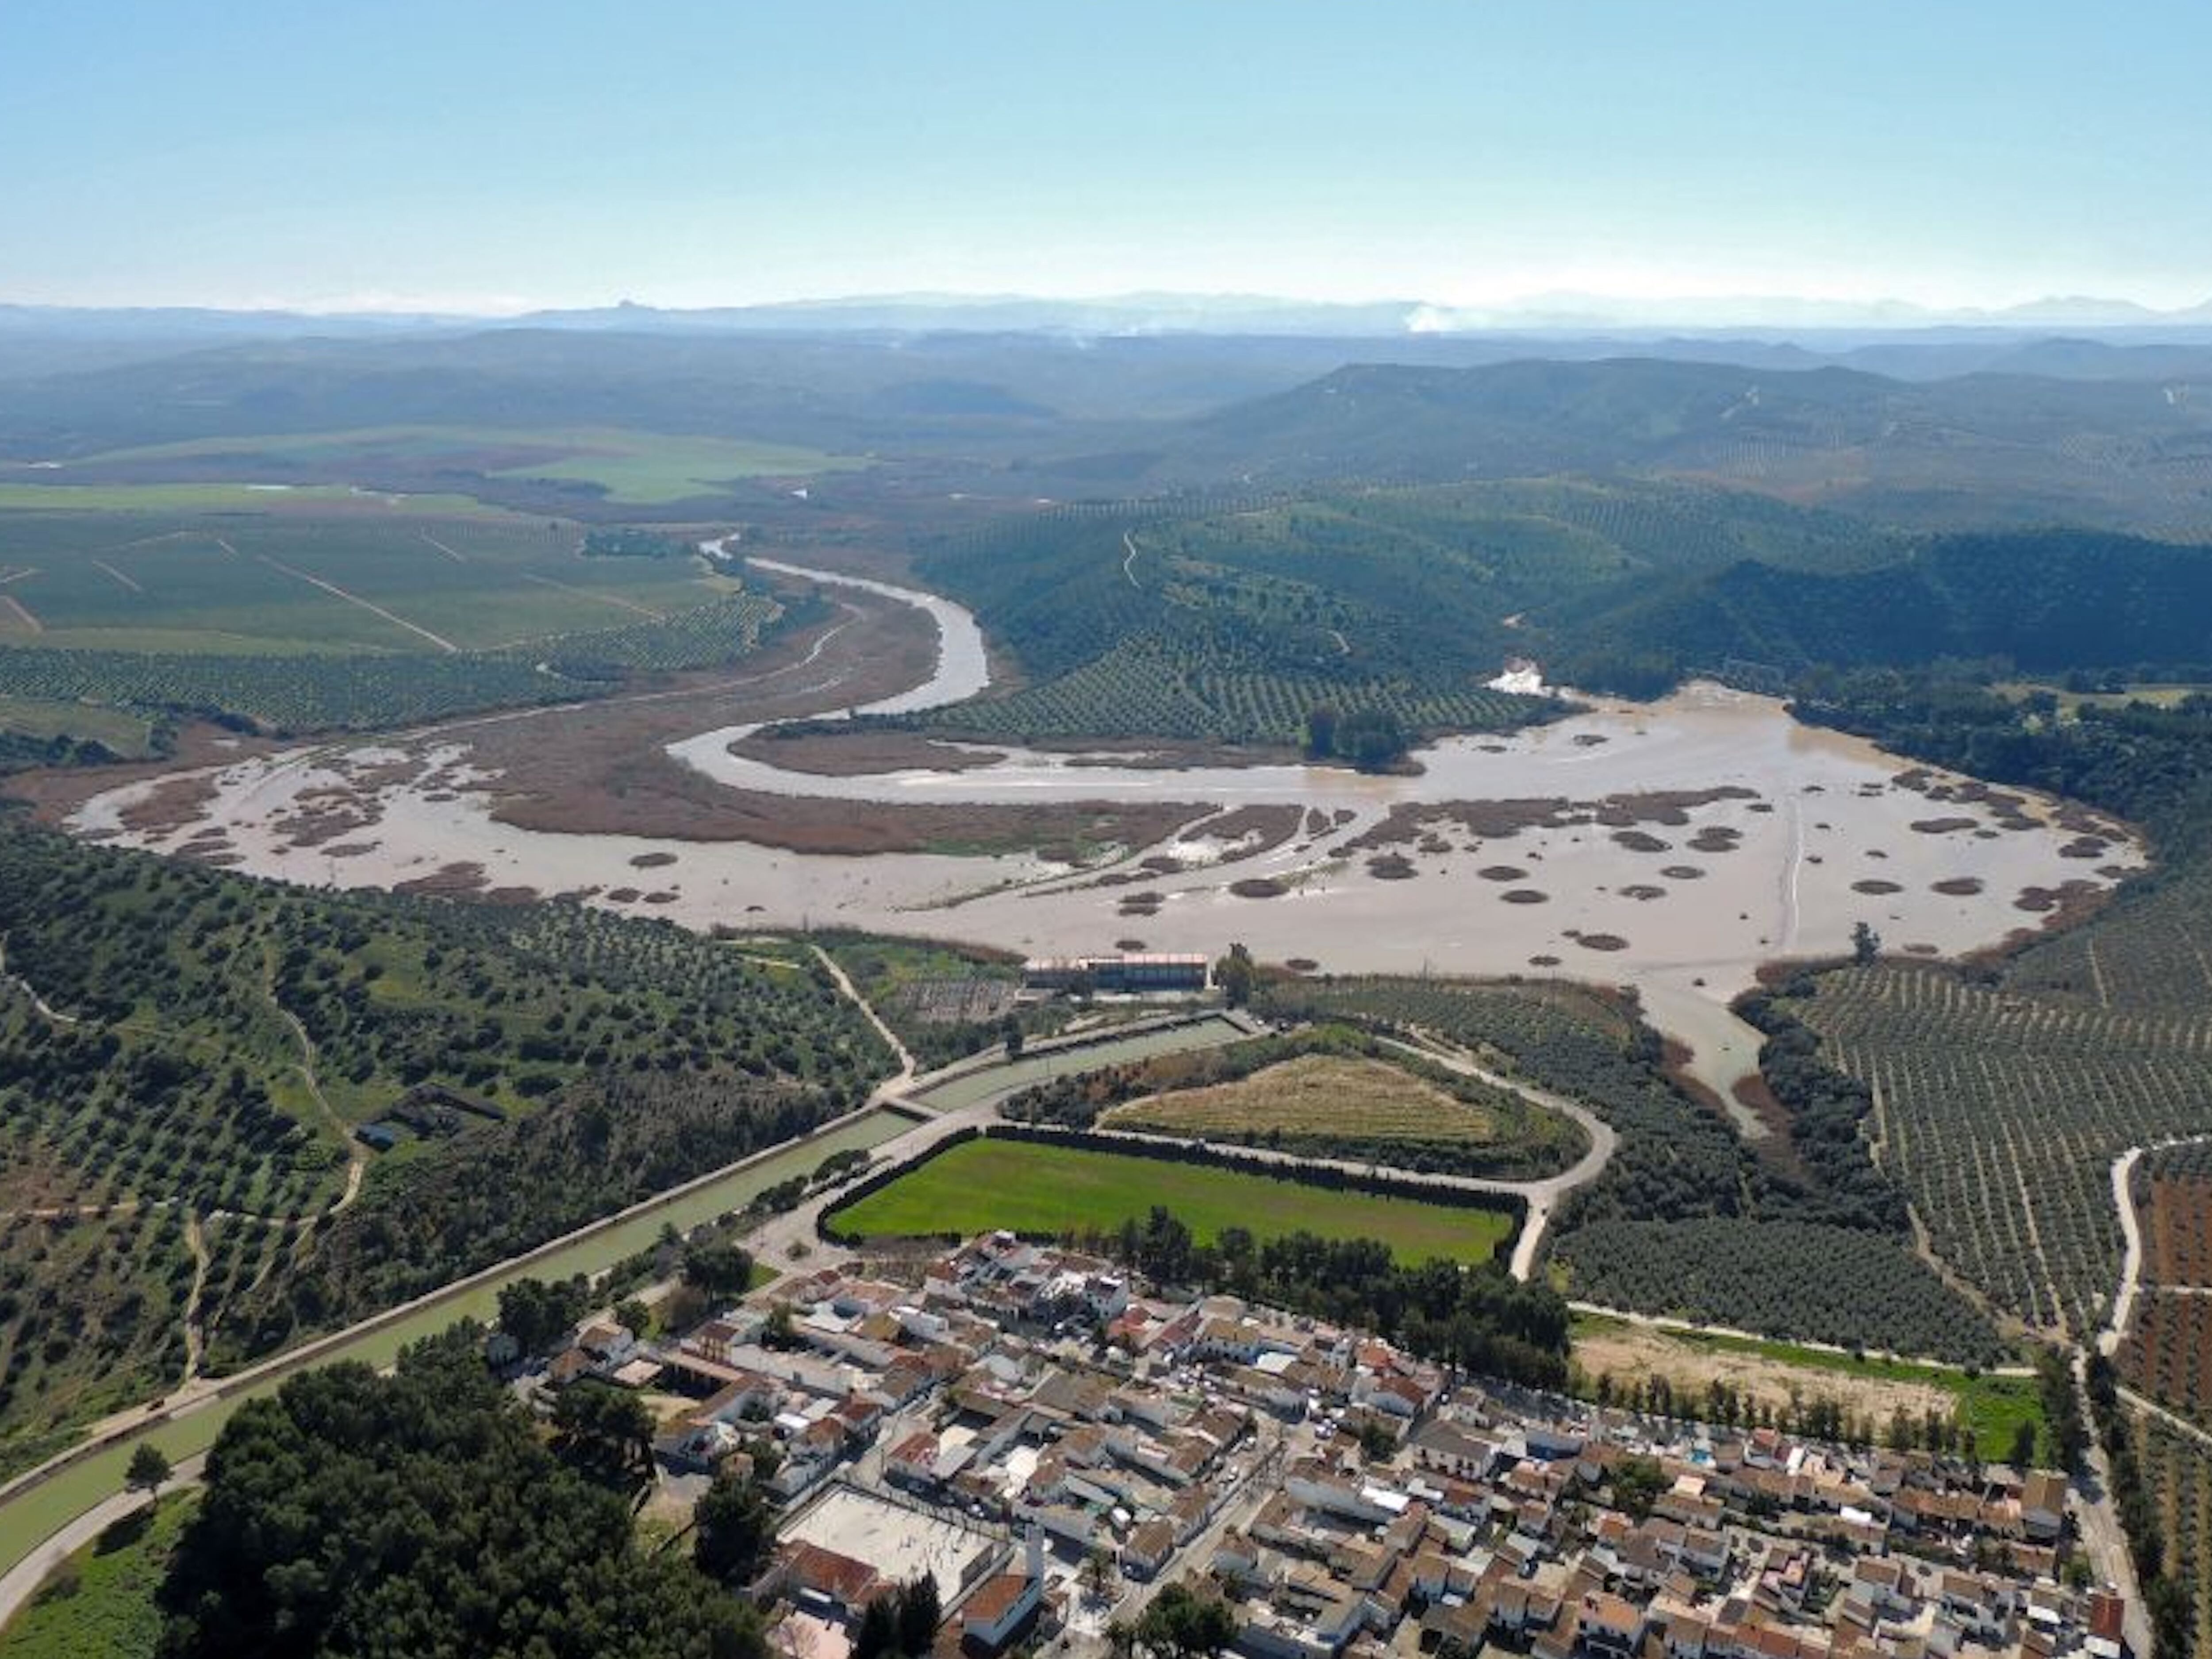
521,1232,2131,1659
1202,1400,2120,1659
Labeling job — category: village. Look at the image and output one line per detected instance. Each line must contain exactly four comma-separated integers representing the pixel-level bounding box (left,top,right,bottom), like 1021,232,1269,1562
519,1232,2135,1659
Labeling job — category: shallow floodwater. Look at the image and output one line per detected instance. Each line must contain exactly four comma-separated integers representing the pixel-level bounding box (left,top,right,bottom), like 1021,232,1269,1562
739,554,991,716
69,556,2144,1110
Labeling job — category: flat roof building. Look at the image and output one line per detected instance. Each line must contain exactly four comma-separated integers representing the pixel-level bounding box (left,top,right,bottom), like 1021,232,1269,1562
1022,953,1208,992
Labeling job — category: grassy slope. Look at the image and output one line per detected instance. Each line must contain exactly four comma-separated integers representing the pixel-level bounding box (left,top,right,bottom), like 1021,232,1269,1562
1103,1053,1494,1141
0,1490,195,1659
827,1138,1515,1265
890,477,1922,745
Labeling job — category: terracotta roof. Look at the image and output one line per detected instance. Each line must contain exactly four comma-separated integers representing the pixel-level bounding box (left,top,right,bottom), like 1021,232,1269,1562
2089,1591,2127,1643
783,1541,884,1607
962,1571,1036,1625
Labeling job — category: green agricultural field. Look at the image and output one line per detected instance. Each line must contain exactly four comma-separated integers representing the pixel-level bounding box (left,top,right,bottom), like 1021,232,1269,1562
0,1490,196,1659
1788,961,2212,1339
826,1137,1516,1264
0,696,154,757
0,497,796,737
0,484,507,516
487,429,850,503
65,424,854,508
0,588,786,736
0,508,726,655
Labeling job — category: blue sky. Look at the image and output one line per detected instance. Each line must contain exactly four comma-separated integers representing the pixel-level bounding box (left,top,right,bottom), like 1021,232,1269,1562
4,0,2208,314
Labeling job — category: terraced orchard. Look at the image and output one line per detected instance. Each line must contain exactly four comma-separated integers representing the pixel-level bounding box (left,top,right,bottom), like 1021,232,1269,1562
2009,862,2212,1019
2138,1417,2212,1659
1255,976,2002,1364
2143,1150,2212,1286
2121,1154,2212,1429
1791,962,2212,1337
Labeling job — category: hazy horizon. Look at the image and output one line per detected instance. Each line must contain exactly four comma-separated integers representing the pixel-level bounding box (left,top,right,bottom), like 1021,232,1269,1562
6,0,2209,319
6,285,2212,331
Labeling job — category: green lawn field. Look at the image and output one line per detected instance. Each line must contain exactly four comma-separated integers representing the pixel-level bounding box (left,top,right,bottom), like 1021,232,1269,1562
826,1137,1517,1264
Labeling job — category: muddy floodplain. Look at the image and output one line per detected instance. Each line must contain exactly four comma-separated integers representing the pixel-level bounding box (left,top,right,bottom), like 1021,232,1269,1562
60,557,2146,1107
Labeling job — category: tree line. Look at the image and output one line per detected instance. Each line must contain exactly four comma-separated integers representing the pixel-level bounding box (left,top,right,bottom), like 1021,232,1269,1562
157,1324,763,1658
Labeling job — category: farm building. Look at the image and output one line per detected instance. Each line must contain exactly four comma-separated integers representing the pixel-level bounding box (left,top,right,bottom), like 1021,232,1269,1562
1021,952,1208,993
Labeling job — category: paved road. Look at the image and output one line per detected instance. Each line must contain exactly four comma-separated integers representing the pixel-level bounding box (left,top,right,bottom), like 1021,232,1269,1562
0,990,1619,1615
747,1015,1256,1273
1378,1034,1618,1280
748,1012,1621,1286
0,1456,205,1628
2072,1355,2155,1659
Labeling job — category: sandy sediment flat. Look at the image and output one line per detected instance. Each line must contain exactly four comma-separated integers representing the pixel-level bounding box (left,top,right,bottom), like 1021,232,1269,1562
61,556,2144,1107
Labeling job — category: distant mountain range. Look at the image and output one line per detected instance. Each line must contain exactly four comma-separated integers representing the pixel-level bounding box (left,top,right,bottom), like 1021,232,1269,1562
3,303,2210,537
6,289,2212,344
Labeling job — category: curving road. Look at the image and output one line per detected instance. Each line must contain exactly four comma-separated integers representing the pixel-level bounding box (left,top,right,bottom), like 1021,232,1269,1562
1378,1034,1618,1279
737,1008,1619,1288
2100,1134,2212,1357
0,1459,205,1628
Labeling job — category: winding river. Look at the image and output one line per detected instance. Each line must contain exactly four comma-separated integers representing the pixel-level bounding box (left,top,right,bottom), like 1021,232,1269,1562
70,549,2145,1108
